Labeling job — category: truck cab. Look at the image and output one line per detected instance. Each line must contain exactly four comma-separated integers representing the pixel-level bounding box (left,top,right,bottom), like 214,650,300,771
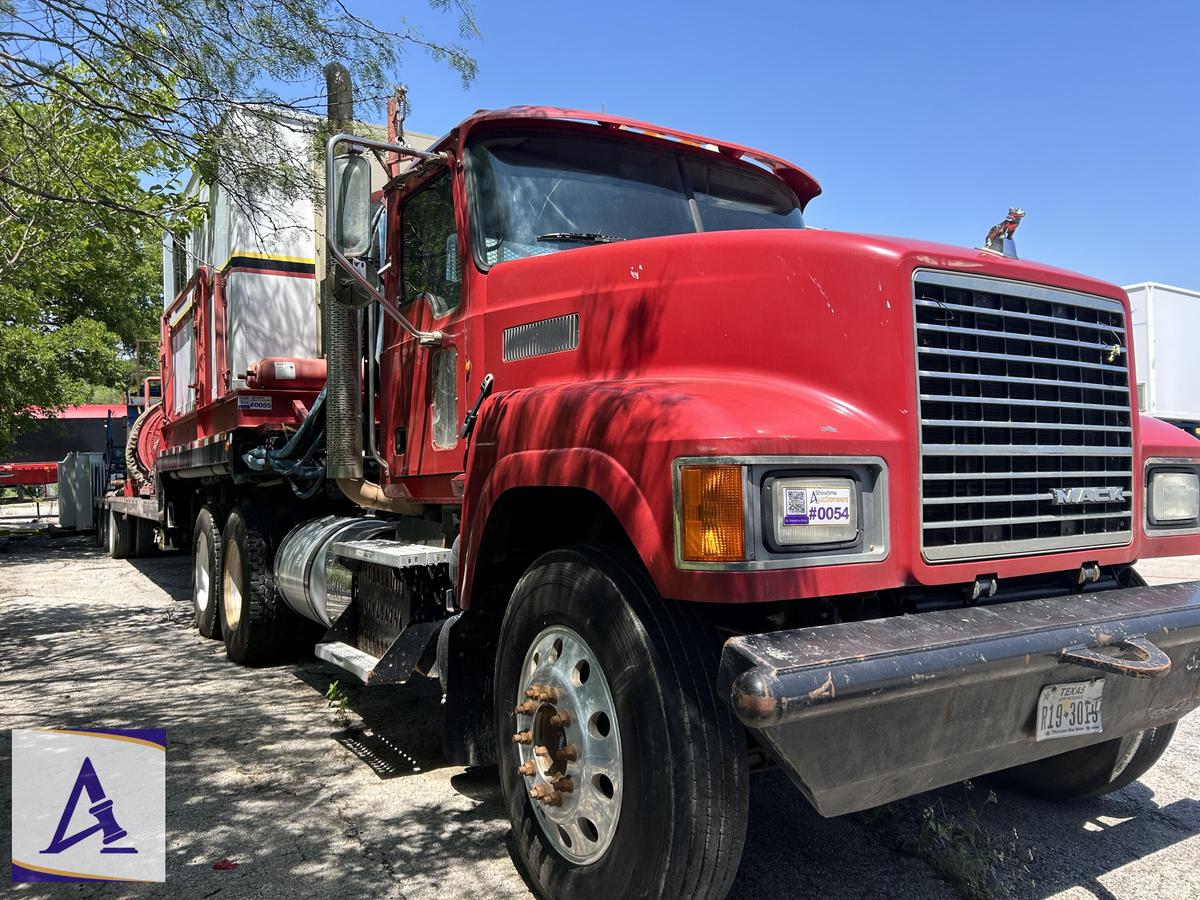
135,96,1200,900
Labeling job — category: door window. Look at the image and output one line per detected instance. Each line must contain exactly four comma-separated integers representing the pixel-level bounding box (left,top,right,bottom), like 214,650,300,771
430,348,458,450
401,173,461,318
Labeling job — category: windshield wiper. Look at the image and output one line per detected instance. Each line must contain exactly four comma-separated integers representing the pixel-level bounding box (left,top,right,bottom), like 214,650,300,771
536,231,625,244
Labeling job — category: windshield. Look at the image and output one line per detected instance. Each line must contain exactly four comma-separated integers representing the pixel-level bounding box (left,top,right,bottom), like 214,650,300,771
467,132,804,266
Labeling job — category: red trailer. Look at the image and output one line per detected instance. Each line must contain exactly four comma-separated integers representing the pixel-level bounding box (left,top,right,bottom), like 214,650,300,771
102,73,1200,900
0,462,58,488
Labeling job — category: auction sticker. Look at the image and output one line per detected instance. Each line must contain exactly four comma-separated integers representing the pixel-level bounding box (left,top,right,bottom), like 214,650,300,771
236,394,272,411
783,486,852,525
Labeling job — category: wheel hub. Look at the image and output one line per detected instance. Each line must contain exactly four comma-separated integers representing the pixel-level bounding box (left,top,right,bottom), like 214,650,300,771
223,540,243,630
514,626,622,865
194,532,211,612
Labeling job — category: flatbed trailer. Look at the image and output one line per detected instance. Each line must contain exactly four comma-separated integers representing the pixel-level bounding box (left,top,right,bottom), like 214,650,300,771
1,462,58,488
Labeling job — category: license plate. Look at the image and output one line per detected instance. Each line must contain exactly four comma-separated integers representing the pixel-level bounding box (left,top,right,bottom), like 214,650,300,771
1036,680,1104,742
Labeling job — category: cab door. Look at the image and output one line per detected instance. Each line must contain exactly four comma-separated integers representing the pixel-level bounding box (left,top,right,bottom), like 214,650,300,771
382,170,469,495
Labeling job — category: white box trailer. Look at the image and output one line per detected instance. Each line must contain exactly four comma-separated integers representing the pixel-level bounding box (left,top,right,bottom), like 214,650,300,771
160,110,436,406
1125,281,1200,432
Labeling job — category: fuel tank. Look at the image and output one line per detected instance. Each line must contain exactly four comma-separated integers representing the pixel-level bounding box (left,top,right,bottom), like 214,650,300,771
275,516,392,625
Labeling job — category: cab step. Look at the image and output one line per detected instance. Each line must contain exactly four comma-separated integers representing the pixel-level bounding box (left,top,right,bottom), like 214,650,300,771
313,640,379,682
332,538,452,569
313,539,453,685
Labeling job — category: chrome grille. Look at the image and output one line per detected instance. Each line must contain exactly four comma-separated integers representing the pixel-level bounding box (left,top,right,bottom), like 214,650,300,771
913,270,1134,562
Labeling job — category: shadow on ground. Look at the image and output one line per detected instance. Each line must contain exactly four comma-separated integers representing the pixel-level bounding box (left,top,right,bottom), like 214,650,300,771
1,535,1198,899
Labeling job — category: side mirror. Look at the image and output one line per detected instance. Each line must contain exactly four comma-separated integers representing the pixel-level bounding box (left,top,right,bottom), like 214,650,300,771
323,131,447,345
331,152,372,257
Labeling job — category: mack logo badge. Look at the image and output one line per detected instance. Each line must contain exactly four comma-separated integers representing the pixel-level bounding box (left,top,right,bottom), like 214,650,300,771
1049,486,1127,505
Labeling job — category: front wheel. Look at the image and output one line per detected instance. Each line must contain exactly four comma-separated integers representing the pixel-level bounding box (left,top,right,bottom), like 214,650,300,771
495,546,748,900
995,722,1178,800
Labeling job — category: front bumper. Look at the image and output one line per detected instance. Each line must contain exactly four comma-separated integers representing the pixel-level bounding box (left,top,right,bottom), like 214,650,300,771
718,582,1200,816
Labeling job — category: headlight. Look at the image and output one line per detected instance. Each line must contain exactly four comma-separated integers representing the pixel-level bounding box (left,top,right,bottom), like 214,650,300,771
1149,469,1200,525
672,456,887,571
766,476,858,546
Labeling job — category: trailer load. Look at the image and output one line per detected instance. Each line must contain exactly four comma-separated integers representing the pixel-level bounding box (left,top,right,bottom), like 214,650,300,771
1127,281,1200,435
100,69,1200,900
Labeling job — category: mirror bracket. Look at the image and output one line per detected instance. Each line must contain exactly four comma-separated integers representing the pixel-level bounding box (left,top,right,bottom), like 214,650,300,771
325,132,448,347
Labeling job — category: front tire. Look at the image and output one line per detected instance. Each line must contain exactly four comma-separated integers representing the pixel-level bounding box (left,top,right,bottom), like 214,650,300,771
192,506,225,639
996,722,1178,800
220,506,294,666
495,546,748,900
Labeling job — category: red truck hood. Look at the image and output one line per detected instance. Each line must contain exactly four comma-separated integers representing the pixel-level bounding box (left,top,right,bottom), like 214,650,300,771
479,226,1132,393
814,229,1123,299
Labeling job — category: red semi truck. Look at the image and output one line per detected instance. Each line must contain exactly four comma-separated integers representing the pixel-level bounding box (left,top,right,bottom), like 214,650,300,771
102,75,1200,898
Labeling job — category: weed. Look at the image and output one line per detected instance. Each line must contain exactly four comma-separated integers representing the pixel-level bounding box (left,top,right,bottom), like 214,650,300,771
912,782,1031,900
325,679,352,728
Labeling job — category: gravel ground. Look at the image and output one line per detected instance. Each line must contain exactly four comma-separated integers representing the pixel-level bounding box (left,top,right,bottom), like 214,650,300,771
1,535,1198,899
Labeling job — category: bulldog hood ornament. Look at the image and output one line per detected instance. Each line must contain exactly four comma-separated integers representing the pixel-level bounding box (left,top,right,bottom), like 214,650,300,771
982,207,1025,258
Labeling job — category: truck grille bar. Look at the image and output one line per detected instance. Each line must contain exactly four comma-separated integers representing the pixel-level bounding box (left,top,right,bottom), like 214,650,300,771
913,270,1134,562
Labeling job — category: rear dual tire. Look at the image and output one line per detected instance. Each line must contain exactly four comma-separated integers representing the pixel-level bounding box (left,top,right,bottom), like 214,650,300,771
134,518,157,556
105,508,156,559
192,506,224,639
495,546,748,900
219,506,307,665
106,508,135,559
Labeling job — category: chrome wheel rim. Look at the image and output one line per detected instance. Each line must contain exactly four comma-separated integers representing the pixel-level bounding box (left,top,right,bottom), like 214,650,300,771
223,540,243,630
514,626,622,865
194,531,211,614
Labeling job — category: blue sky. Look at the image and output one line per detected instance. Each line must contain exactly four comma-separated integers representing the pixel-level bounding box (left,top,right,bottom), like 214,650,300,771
351,1,1199,288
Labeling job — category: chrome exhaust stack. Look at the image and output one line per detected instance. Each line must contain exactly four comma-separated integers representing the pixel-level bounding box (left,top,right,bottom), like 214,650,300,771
321,62,444,506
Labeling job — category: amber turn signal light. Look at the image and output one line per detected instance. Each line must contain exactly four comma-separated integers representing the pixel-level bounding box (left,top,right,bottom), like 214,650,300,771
680,465,745,562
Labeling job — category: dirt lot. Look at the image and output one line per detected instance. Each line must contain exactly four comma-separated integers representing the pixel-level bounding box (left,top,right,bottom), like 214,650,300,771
2,535,1199,899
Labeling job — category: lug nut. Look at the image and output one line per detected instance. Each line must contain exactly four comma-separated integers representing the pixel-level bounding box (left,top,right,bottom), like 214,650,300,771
549,710,571,727
517,760,535,777
552,776,574,793
524,686,542,699
512,730,533,744
515,701,537,716
535,686,559,703
534,744,553,761
556,744,579,763
529,784,562,806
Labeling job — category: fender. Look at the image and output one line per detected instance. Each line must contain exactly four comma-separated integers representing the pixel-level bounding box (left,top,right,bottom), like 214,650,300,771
1138,413,1200,559
454,373,913,607
457,446,665,609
